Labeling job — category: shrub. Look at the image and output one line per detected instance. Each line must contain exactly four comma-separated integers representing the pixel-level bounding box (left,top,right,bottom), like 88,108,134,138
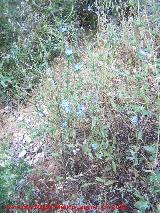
0,1,159,212
0,140,33,209
0,0,76,104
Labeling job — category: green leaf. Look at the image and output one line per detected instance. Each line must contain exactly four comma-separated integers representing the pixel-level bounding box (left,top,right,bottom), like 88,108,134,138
81,182,97,188
143,145,157,154
66,144,75,148
137,131,143,140
133,190,145,200
82,143,93,159
150,172,160,182
55,176,64,182
82,143,89,153
1,80,8,88
96,177,116,186
149,171,160,194
134,200,150,211
112,160,117,173
51,152,61,157
91,117,98,130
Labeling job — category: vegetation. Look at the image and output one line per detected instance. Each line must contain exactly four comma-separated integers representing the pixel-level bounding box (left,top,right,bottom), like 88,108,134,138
0,0,159,212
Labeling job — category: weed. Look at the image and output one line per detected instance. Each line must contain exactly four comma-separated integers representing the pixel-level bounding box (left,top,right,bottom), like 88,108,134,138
0,0,159,212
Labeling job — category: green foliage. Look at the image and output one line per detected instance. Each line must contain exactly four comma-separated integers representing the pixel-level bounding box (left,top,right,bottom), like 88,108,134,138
0,141,33,208
0,0,76,103
149,172,160,194
0,0,159,212
0,0,142,103
134,200,150,212
0,16,16,50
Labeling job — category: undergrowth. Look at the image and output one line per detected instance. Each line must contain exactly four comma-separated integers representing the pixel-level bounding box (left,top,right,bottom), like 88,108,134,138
0,0,160,212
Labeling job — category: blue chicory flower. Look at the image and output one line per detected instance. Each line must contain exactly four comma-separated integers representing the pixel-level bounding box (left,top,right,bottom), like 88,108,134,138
38,111,46,118
59,26,67,33
51,80,57,87
91,143,98,150
131,115,138,125
61,100,71,113
74,63,82,72
95,9,99,15
62,121,68,128
65,48,73,56
87,5,92,11
76,104,85,117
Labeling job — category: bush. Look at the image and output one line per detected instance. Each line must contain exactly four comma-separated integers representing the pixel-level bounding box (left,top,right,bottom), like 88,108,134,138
23,0,159,211
0,0,140,104
0,1,159,211
0,0,76,104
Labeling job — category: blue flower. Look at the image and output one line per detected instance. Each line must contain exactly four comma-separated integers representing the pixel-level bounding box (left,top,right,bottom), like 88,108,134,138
91,143,98,150
77,104,85,117
95,9,99,15
87,5,92,11
38,111,46,118
62,121,68,128
65,48,73,56
131,115,138,125
74,63,82,72
59,26,67,33
51,80,57,87
61,100,71,113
